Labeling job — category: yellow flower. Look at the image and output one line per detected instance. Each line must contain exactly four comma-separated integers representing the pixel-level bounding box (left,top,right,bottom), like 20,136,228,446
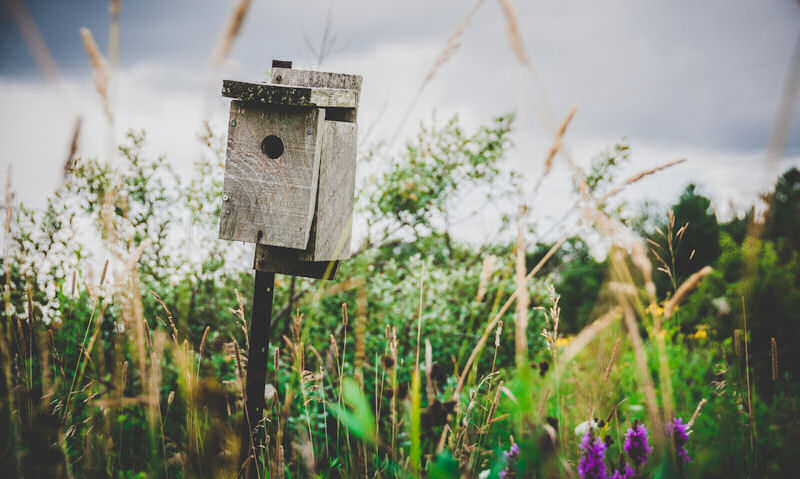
693,325,709,340
555,336,573,348
646,303,665,318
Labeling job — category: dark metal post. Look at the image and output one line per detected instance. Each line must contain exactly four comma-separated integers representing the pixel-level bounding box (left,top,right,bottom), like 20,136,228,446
241,270,275,478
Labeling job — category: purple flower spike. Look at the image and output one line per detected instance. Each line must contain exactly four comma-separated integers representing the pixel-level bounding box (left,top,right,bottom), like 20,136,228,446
502,442,519,460
669,417,691,464
578,431,608,479
499,442,519,478
610,463,635,479
624,421,652,467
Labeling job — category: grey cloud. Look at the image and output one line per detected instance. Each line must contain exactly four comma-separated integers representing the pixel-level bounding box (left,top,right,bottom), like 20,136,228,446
1,0,799,213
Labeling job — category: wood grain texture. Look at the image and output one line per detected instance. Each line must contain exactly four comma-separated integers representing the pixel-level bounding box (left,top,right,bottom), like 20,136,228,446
254,244,339,279
273,66,362,261
300,120,358,261
222,80,357,108
272,67,362,122
218,101,324,248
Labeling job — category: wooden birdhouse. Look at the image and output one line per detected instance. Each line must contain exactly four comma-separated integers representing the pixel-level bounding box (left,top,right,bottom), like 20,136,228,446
218,60,362,279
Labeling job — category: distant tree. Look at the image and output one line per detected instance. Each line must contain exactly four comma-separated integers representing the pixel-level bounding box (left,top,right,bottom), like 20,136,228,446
552,238,607,333
763,167,800,256
525,237,608,332
650,184,721,296
721,208,755,245
673,184,721,276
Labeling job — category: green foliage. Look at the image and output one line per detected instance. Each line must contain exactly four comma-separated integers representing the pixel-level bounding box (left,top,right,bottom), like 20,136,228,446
585,141,631,195
672,185,721,276
2,113,800,478
551,238,608,333
763,166,800,255
329,376,376,444
365,114,514,244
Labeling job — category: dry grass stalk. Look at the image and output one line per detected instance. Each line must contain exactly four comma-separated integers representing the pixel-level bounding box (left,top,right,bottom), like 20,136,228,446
416,263,426,369
198,326,210,356
663,266,713,318
436,424,452,454
211,0,252,66
120,360,128,394
483,380,504,437
4,0,61,84
109,0,120,18
454,232,571,398
329,334,339,361
513,211,529,369
425,339,434,403
99,258,109,287
274,347,280,380
771,337,779,381
391,0,486,145
561,308,621,365
424,0,485,85
325,276,365,296
108,0,120,66
541,285,561,357
233,339,260,477
604,338,621,384
79,27,112,121
631,241,658,306
232,341,246,405
275,444,285,479
600,159,687,203
338,303,348,406
536,386,550,420
231,289,248,349
529,106,578,218
151,291,178,343
687,398,707,429
63,116,82,178
476,254,497,303
618,298,663,443
355,281,368,379
498,0,528,65
543,106,577,174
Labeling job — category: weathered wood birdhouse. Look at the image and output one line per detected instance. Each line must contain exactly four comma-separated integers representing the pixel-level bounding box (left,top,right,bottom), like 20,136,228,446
218,60,362,279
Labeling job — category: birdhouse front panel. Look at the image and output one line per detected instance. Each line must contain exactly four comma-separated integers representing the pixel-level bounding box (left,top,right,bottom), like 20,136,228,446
218,100,325,249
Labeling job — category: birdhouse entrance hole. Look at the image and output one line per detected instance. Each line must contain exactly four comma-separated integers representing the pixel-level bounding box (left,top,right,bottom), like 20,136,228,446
260,134,284,159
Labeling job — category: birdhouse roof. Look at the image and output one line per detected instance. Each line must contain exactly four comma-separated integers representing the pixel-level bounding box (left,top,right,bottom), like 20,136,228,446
221,80,357,109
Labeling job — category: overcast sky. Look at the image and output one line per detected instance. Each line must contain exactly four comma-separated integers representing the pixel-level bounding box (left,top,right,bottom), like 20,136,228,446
2,0,800,246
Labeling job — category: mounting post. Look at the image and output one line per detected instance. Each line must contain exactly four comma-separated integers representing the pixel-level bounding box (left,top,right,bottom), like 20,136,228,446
240,270,275,478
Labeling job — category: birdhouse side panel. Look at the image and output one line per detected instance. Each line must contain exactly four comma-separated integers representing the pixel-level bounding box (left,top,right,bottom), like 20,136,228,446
218,101,325,249
300,121,358,261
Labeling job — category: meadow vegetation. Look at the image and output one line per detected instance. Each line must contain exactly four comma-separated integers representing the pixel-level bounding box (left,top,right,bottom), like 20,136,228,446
2,111,799,478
